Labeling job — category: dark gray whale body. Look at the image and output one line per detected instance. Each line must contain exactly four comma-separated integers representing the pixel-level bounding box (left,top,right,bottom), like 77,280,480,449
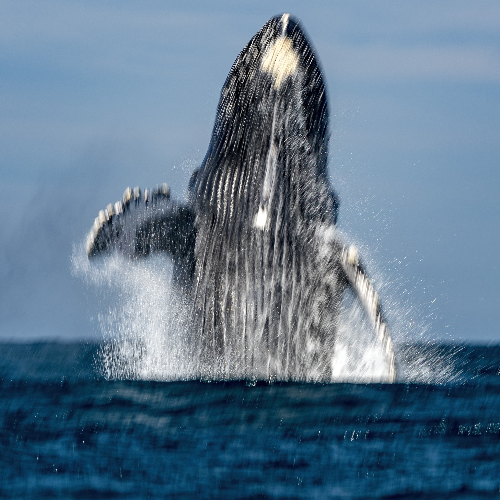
86,14,396,381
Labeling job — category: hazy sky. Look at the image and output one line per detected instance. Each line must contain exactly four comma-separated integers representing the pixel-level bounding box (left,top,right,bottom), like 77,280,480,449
1,0,499,342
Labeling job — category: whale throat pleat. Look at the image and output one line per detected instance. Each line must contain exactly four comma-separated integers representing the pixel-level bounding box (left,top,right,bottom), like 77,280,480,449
188,15,342,379
85,14,396,383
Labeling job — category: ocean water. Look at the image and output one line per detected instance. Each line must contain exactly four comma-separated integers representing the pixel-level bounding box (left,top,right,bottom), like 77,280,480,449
1,341,500,499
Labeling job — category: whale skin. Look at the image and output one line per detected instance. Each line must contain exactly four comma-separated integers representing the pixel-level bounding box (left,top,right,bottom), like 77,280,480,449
86,14,396,382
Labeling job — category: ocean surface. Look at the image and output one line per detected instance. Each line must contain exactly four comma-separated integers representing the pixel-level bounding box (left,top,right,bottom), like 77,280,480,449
1,341,499,499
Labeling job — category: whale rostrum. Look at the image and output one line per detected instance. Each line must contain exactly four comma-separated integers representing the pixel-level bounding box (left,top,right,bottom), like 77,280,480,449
86,14,396,382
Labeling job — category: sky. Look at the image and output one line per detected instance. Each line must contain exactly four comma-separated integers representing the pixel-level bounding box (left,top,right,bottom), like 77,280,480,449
0,0,499,342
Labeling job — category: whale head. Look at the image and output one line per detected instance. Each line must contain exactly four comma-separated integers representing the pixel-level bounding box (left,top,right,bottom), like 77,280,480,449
192,14,336,232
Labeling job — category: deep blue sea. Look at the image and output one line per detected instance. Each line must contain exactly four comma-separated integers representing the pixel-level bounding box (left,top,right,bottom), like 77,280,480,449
1,342,500,499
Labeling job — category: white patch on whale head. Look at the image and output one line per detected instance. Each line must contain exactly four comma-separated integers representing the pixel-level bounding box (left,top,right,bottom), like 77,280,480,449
261,36,299,89
254,206,268,230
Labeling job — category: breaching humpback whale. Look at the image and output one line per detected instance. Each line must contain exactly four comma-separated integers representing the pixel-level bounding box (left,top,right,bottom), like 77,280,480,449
86,14,396,382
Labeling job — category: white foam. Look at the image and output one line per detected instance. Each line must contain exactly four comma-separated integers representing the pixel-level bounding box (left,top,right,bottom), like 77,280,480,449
72,246,196,380
72,231,449,384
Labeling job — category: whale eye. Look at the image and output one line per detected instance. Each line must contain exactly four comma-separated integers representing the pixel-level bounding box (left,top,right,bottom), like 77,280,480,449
261,36,299,89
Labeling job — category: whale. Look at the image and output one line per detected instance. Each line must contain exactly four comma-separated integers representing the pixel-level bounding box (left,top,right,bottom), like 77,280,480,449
86,14,396,382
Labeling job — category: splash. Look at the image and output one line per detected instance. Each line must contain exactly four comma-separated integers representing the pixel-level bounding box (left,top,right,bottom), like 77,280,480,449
332,289,394,383
73,248,196,380
72,241,452,384
72,15,451,385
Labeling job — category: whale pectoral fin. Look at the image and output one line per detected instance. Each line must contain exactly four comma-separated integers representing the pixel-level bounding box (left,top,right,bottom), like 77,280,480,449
135,204,196,262
339,245,396,382
86,184,196,269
